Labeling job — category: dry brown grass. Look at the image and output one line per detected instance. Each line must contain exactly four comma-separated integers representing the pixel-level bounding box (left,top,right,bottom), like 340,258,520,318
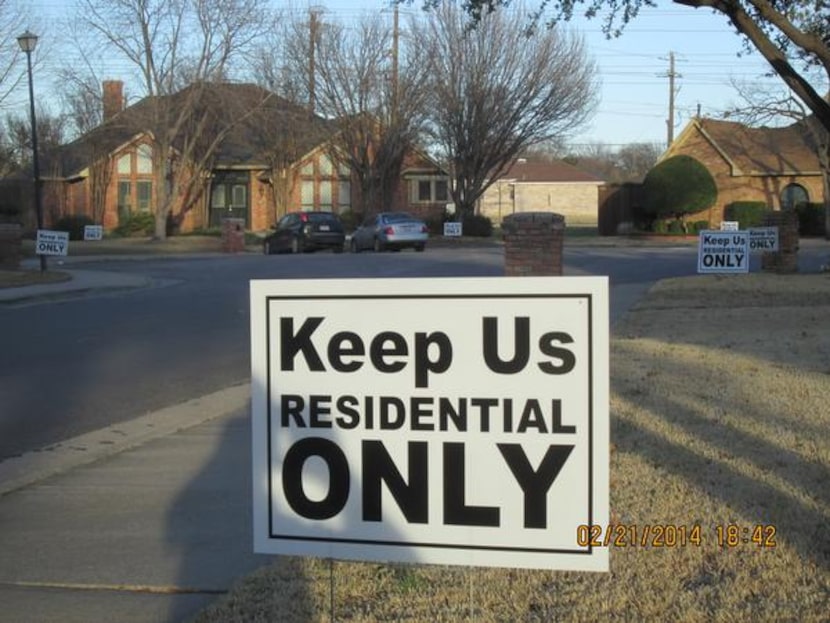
0,269,71,289
192,274,830,623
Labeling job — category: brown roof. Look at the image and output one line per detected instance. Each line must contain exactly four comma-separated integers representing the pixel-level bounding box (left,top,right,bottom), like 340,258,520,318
52,82,336,178
498,158,603,183
682,118,821,175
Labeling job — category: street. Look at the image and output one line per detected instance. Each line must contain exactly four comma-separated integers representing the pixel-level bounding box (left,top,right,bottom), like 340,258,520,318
1,241,825,461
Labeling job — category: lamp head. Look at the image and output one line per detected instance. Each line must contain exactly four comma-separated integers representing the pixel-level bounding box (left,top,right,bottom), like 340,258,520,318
17,30,38,53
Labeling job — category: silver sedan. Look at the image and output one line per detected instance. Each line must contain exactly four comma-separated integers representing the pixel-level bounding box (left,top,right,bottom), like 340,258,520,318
350,212,429,252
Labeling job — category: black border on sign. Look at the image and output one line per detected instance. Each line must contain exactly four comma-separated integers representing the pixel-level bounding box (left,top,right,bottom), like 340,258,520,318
263,292,597,556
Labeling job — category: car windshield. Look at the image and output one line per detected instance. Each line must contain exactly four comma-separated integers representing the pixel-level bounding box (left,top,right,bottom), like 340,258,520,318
382,213,416,224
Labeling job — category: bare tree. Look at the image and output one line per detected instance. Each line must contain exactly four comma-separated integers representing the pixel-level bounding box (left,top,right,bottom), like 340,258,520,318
312,12,430,214
414,2,598,217
73,0,271,239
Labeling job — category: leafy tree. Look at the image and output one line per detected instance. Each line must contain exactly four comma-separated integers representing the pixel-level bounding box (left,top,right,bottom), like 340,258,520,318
642,154,717,226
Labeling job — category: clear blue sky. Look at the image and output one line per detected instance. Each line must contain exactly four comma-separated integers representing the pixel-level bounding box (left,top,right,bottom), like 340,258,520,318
26,0,820,149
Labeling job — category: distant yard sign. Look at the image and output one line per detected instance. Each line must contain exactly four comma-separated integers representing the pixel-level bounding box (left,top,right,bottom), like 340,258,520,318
749,227,779,252
83,225,103,241
698,230,749,273
720,221,740,231
250,277,610,572
36,230,69,256
443,222,462,237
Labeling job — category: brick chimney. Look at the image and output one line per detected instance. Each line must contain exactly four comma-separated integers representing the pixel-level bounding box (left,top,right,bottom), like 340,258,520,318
102,80,124,121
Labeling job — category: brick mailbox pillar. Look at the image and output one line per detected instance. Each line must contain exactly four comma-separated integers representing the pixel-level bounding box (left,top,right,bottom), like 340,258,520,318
502,212,565,276
761,210,799,274
221,218,246,253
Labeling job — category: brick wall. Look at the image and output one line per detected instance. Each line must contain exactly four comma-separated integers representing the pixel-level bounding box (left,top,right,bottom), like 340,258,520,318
479,181,599,225
502,212,565,276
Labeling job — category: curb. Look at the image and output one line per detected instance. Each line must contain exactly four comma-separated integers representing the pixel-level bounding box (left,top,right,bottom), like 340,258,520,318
0,383,250,497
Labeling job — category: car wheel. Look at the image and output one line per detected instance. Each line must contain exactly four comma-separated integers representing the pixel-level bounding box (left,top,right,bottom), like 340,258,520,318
291,236,303,254
350,238,359,253
415,244,425,252
373,238,384,253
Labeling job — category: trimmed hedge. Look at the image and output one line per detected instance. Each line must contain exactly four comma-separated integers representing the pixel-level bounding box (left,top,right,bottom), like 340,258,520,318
114,212,155,237
723,201,768,228
54,214,95,240
461,214,493,238
796,202,826,236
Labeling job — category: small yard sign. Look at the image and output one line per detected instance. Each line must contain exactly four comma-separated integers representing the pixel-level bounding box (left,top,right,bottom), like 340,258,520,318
698,230,749,273
748,227,779,252
720,221,740,231
36,230,69,256
443,222,462,237
83,225,104,241
250,276,609,572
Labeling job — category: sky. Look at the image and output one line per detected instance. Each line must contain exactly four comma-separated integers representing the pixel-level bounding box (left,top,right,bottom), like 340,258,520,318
24,0,825,150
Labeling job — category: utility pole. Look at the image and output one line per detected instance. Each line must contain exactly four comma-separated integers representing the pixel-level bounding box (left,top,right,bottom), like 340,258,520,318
662,51,680,148
391,4,399,122
309,7,322,115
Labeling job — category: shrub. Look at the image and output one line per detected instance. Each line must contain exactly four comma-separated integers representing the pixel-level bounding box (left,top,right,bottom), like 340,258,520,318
667,219,685,234
642,155,717,221
461,214,493,238
0,205,21,224
795,202,825,236
338,209,363,233
114,211,155,237
54,214,95,240
689,220,709,234
724,201,768,228
652,220,669,234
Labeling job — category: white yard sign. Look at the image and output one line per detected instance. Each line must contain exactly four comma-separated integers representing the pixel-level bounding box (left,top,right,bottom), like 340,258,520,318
748,227,779,252
443,222,462,237
83,225,104,241
35,230,69,256
698,230,749,273
251,276,609,572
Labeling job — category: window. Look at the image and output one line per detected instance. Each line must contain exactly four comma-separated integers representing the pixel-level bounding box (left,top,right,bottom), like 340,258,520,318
319,181,332,211
338,180,351,208
319,156,333,176
301,161,314,175
412,177,450,203
117,154,131,174
781,184,808,210
137,181,152,212
117,181,131,214
137,145,153,174
211,184,226,208
301,180,314,210
232,185,247,208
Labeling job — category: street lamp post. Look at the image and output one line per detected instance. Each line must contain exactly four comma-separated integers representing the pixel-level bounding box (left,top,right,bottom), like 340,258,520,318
17,30,46,272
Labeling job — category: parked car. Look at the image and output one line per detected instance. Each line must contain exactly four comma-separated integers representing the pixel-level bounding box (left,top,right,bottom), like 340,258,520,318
350,212,429,252
263,211,345,254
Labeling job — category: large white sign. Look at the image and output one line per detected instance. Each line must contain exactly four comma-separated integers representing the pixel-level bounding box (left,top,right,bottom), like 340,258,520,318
36,230,69,256
697,230,749,273
251,277,609,572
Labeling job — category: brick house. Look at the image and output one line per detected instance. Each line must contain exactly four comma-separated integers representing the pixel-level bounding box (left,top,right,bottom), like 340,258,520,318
477,157,604,225
661,117,825,224
41,81,448,233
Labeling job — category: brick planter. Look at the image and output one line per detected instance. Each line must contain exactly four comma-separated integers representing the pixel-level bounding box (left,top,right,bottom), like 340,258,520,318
761,211,799,274
502,212,565,276
0,223,22,269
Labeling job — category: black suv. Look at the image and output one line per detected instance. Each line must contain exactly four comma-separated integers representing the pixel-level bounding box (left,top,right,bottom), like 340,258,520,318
263,211,345,254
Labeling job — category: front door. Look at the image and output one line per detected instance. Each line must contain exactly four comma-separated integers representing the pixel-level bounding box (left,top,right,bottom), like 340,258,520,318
209,172,249,228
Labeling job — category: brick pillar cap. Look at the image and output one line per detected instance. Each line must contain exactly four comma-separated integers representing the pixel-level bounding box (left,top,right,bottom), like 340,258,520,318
502,211,565,233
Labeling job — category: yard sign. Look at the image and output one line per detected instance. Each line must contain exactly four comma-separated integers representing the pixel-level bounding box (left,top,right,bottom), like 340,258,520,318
698,230,749,273
250,276,609,572
35,230,69,256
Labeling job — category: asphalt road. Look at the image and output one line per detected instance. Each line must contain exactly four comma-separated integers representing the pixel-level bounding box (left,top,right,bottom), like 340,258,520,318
1,242,824,461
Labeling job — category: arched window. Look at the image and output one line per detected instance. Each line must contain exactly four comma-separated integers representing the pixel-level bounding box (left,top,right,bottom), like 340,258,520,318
781,184,808,210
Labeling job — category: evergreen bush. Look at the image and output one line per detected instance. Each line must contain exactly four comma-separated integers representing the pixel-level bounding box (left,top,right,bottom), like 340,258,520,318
461,214,493,237
723,201,768,228
114,212,155,237
795,202,825,236
642,156,717,221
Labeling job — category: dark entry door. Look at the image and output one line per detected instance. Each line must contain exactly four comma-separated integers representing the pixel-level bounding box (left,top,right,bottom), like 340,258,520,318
209,172,249,228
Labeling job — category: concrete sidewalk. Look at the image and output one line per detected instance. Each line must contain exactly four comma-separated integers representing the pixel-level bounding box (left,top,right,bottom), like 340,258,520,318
0,267,155,305
0,384,267,623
